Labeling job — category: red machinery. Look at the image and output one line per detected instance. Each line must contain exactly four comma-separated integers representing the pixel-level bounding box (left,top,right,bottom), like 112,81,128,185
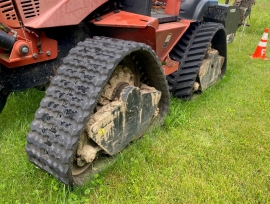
0,0,255,185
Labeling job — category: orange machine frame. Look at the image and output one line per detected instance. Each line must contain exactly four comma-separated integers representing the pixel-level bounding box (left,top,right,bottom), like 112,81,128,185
0,0,192,76
92,0,192,75
93,8,193,75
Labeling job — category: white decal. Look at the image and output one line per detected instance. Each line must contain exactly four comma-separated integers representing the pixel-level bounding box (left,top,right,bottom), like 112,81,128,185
261,49,266,57
163,34,172,48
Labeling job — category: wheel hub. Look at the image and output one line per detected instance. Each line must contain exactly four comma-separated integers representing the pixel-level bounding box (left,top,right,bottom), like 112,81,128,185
86,84,161,155
197,45,225,91
72,65,161,176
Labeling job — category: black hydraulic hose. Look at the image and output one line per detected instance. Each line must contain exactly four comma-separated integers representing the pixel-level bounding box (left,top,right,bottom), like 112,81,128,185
0,30,16,51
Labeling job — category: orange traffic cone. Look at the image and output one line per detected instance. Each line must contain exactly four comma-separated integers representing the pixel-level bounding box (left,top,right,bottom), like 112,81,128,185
250,28,269,60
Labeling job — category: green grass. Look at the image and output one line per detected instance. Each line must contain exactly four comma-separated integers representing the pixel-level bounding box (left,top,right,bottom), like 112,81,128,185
1,1,270,203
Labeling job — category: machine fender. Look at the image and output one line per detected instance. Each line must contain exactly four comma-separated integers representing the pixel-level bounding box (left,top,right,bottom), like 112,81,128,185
179,0,218,21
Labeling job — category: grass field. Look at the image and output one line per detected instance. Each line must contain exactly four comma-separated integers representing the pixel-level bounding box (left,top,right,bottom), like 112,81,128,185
0,1,270,203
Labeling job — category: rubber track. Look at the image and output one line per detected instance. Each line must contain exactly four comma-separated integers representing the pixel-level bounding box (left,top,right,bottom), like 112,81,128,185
166,22,225,100
0,85,8,113
26,37,170,185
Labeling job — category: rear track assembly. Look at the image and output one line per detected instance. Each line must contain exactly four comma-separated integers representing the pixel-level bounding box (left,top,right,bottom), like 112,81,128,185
167,22,227,99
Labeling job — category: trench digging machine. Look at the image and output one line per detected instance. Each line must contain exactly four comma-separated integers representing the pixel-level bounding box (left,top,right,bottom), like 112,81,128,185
0,0,255,185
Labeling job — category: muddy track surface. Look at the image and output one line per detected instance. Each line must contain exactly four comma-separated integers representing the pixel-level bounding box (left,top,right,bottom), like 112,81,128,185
167,22,225,100
26,37,170,185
